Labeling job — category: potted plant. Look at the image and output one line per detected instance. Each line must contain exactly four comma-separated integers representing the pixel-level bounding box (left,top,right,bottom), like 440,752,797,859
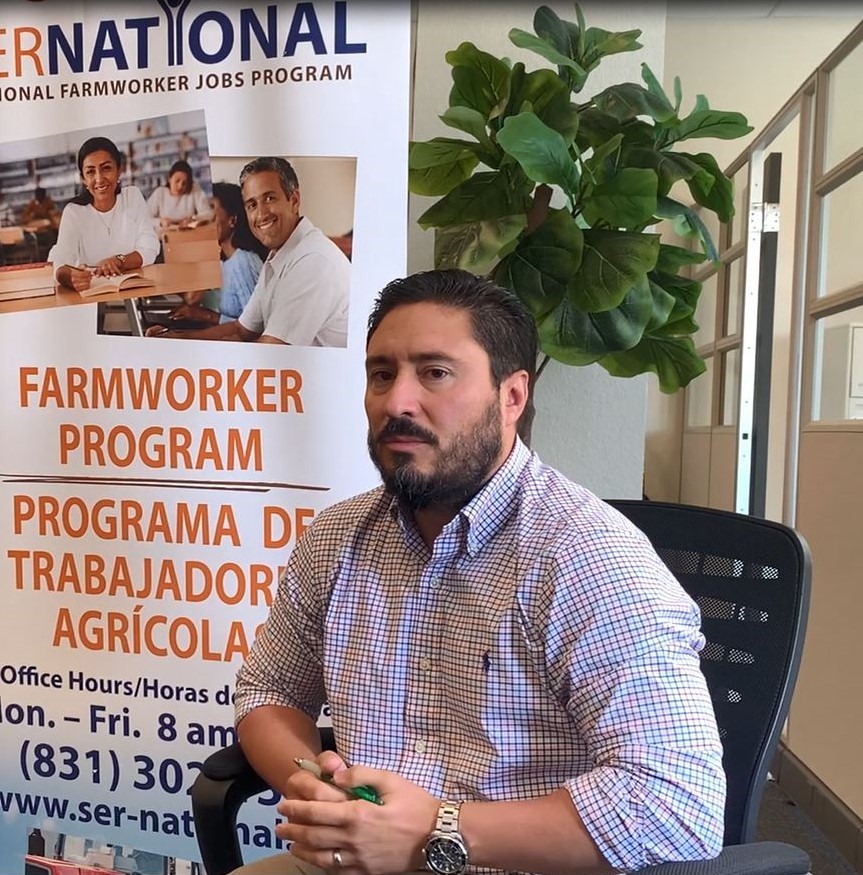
408,4,752,392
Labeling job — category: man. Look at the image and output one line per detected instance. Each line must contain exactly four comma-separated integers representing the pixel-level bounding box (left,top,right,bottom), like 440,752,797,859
233,269,726,875
148,157,350,346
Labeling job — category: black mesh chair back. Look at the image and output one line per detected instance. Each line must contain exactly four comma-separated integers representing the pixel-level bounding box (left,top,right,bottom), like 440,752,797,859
608,501,811,847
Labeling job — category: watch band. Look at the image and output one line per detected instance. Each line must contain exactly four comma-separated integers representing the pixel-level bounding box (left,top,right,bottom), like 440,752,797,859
424,800,468,875
435,801,462,834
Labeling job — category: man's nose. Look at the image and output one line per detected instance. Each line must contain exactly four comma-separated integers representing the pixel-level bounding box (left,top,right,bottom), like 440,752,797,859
382,373,421,418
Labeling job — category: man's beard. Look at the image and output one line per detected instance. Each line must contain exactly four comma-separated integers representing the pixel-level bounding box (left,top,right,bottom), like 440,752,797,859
367,401,502,511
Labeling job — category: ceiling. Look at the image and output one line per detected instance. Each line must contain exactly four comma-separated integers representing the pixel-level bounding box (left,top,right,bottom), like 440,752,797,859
667,0,863,18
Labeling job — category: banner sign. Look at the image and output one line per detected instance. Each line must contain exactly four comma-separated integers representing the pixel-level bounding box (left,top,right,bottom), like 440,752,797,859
0,2,411,872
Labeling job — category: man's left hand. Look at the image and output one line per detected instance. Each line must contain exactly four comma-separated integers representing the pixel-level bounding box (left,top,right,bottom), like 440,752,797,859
278,765,440,875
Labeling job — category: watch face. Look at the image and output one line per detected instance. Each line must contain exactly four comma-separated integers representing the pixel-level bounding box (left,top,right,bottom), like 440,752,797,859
425,836,468,875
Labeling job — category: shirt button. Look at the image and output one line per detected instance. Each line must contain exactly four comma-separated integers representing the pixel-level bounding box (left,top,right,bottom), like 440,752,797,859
414,739,427,754
429,577,441,589
419,657,432,671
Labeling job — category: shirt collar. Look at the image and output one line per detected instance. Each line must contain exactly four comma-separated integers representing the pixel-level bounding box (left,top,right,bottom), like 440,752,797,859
265,216,310,274
459,437,531,555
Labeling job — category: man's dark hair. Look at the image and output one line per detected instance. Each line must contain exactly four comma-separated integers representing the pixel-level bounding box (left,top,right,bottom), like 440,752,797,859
239,157,299,198
367,269,537,437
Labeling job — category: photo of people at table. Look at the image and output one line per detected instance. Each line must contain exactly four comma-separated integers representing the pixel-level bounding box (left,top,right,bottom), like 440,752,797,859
143,153,356,348
0,110,220,323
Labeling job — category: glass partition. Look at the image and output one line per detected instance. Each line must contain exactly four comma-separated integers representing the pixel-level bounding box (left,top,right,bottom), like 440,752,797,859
693,271,718,348
729,166,750,247
825,38,863,171
725,255,745,337
812,303,863,421
686,356,714,427
818,169,863,298
720,348,741,426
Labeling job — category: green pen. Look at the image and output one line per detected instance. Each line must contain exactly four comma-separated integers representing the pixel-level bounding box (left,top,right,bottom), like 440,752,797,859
293,757,383,805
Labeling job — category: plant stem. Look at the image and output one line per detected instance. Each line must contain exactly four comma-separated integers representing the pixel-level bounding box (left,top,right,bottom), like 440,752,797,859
536,354,551,380
526,184,553,235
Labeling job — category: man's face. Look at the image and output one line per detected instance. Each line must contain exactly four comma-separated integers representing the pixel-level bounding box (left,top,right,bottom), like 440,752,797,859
365,302,512,510
242,170,300,251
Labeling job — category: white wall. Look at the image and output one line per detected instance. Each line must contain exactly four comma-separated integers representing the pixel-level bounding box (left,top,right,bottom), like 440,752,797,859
411,1,668,497
664,16,861,171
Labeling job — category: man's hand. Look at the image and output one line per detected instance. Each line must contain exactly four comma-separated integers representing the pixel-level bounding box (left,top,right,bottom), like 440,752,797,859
278,761,439,875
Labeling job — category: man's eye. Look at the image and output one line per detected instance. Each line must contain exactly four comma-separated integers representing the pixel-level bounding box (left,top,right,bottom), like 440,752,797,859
368,370,392,384
425,368,449,380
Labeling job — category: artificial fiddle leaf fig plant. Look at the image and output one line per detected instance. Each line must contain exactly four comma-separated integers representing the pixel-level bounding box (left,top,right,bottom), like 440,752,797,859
408,4,752,392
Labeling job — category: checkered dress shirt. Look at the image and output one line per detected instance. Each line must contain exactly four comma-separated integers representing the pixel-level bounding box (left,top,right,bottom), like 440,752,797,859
235,439,726,871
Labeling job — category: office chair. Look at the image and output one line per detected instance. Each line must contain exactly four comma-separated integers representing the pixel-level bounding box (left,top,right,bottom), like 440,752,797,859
192,500,812,875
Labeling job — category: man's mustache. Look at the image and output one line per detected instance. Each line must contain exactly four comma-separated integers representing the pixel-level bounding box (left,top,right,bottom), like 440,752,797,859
376,417,438,445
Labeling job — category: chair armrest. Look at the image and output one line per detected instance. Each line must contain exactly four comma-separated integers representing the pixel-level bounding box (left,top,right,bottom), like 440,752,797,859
191,742,268,875
191,728,337,875
637,842,811,875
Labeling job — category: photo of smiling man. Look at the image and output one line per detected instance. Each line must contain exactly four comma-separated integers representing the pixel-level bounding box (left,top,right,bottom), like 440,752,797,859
148,156,351,347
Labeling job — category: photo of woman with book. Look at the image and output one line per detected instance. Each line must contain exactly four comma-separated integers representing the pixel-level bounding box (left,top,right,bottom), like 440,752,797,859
147,159,213,231
48,136,160,293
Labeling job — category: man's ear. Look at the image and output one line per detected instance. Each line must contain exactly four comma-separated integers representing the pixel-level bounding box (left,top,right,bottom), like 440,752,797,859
500,370,529,429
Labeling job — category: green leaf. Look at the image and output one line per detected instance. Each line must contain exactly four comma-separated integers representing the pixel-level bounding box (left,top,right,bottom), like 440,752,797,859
576,108,623,150
680,151,735,222
694,93,710,112
649,269,702,336
592,82,677,123
667,109,754,144
532,5,589,92
446,42,511,120
494,208,584,319
509,28,586,74
599,334,706,392
655,196,719,262
645,276,676,331
655,243,706,274
581,167,658,229
417,170,532,229
538,275,653,361
569,228,660,312
506,68,580,143
434,215,527,274
440,106,496,153
497,112,581,194
624,147,713,197
582,26,642,66
640,62,675,115
589,133,623,169
673,76,682,114
408,140,480,196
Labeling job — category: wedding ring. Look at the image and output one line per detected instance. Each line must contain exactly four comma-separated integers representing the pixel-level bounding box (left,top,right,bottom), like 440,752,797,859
332,849,343,868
